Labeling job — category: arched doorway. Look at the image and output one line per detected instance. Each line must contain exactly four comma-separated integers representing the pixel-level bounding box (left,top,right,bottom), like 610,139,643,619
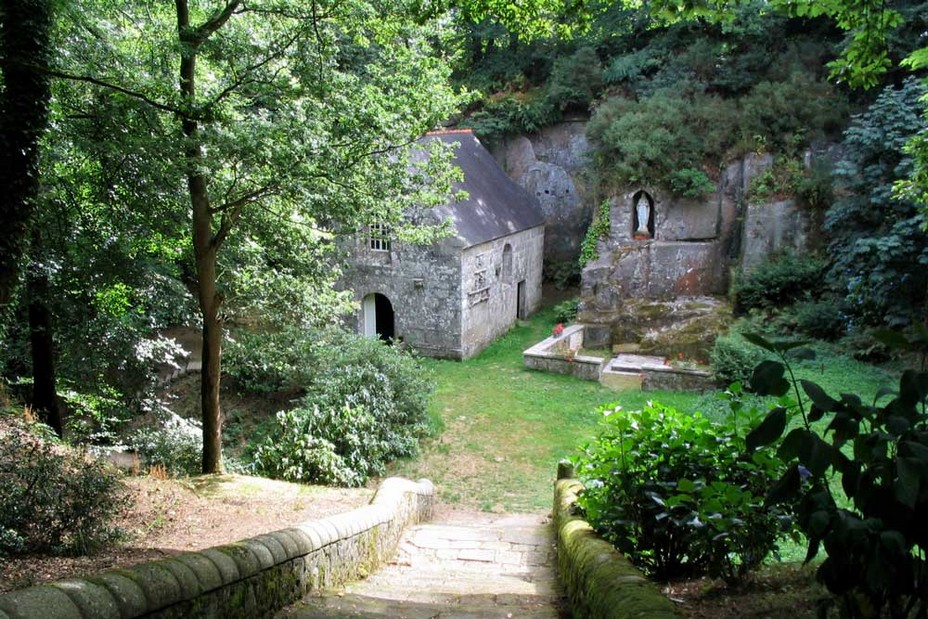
362,293,395,342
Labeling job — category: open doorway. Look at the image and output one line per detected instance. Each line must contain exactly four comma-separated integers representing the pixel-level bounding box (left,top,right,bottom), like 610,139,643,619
362,293,395,342
516,280,527,320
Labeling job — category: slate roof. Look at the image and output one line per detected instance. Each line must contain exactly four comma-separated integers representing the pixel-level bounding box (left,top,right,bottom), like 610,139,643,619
425,130,544,248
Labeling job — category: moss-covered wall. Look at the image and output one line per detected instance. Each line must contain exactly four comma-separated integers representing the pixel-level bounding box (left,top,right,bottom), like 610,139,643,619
0,477,434,619
553,474,679,618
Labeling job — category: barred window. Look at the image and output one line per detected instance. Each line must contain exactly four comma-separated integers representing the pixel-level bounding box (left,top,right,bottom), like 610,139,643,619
369,223,391,252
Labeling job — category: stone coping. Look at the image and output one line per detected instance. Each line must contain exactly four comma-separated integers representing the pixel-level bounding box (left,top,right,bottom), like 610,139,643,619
553,469,679,618
0,477,434,619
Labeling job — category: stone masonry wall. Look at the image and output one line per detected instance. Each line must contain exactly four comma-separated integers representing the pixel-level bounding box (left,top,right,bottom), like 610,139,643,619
344,236,464,359
0,478,434,619
460,226,545,359
553,467,678,619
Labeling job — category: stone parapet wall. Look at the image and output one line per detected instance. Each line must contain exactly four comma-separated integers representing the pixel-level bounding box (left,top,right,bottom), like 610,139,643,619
0,477,434,619
523,324,605,381
553,469,679,618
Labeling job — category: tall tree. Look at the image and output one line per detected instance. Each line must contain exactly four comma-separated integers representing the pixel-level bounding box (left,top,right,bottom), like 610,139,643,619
54,0,463,471
0,0,53,324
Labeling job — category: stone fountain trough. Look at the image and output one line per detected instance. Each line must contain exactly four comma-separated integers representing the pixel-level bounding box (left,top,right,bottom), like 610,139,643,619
523,325,715,391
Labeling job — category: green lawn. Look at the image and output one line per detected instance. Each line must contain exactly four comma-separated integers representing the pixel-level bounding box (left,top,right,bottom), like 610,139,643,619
388,305,704,512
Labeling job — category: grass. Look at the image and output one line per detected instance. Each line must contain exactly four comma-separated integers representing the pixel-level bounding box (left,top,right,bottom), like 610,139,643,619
390,303,903,528
388,304,705,512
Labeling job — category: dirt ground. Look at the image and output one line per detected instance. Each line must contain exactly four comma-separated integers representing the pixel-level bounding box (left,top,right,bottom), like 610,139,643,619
0,474,371,593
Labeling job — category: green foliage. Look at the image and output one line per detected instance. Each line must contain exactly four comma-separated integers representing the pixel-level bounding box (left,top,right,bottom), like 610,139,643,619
710,331,769,386
553,298,580,324
586,91,735,195
826,78,928,329
785,299,847,341
574,400,790,582
734,252,826,313
130,410,202,477
249,329,433,487
543,259,581,290
578,200,611,268
667,168,715,198
746,159,805,203
742,333,928,616
738,78,847,154
0,416,128,556
543,46,602,113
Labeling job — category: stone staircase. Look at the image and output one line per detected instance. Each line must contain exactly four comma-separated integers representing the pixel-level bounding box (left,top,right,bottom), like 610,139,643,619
278,512,568,618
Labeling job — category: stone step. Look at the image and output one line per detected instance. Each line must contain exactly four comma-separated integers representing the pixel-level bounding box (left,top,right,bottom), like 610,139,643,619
599,370,643,391
278,514,567,618
282,592,563,618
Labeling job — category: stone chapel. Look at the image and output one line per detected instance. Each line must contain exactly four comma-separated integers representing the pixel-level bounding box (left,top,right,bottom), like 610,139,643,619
341,129,545,360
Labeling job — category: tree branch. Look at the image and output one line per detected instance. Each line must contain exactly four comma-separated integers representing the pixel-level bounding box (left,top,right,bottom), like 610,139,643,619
41,67,184,116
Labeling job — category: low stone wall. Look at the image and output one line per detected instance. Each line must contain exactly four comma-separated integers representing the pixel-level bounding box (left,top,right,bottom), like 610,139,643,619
0,477,434,619
553,468,678,618
523,324,605,381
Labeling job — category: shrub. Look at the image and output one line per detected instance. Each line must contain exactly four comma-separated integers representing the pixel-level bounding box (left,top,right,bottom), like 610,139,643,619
130,409,202,477
710,331,769,386
574,401,790,582
743,334,928,616
544,260,581,290
667,167,715,198
553,298,580,325
587,91,736,196
734,252,826,313
789,299,846,341
0,416,129,556
249,328,433,487
225,327,321,394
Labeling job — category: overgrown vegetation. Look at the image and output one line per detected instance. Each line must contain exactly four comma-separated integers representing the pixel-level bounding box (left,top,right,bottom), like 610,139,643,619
825,78,928,329
575,399,792,582
0,415,128,556
238,328,434,487
734,251,827,314
743,333,928,616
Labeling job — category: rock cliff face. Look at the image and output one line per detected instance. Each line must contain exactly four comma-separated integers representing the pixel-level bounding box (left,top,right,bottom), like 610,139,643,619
493,122,820,357
493,121,594,264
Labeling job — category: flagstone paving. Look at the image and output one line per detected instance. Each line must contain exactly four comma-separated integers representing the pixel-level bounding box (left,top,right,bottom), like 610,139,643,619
279,511,569,618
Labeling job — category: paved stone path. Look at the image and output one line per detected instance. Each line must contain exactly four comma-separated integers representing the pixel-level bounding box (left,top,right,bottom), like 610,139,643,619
279,511,569,618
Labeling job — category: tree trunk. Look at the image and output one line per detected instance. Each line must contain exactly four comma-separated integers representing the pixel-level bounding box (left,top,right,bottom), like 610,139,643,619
27,265,62,436
176,0,232,474
0,0,52,314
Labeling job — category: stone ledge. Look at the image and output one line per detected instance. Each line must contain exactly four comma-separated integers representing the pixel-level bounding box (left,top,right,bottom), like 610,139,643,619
553,476,679,618
0,477,434,619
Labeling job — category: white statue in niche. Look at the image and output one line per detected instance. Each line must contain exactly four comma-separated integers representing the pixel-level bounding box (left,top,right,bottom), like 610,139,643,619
635,194,651,237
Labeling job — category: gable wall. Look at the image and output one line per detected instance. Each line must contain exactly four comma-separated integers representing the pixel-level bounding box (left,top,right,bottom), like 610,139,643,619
460,225,545,359
344,238,464,358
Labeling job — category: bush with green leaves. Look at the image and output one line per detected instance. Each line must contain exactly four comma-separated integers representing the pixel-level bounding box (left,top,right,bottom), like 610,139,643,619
553,298,580,325
734,251,826,313
742,333,928,616
0,416,129,556
573,400,791,582
787,299,847,341
249,328,433,487
130,409,202,477
825,78,928,329
578,199,611,268
710,330,769,386
586,91,736,196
